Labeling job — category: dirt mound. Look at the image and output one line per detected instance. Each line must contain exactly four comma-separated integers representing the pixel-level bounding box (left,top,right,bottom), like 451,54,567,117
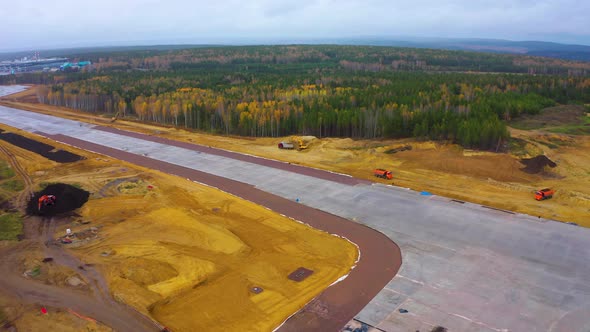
26,184,90,216
520,155,557,174
0,130,83,163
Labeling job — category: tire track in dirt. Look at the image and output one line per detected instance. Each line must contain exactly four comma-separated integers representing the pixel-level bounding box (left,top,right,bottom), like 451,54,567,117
0,142,34,209
0,141,162,331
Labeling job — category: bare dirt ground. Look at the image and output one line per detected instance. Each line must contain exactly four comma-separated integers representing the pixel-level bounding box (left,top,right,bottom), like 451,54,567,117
0,121,360,331
3,87,587,226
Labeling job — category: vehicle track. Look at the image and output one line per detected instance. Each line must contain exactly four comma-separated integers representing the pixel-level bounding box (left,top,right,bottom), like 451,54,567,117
0,142,162,331
0,142,34,209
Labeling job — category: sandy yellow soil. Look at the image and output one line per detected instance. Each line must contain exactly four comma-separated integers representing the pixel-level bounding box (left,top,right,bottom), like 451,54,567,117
0,292,112,332
0,123,358,331
1,87,588,226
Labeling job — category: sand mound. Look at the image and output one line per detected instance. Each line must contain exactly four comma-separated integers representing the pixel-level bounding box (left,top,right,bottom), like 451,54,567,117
520,155,557,174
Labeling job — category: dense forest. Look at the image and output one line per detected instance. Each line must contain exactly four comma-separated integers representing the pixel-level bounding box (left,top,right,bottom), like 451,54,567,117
3,45,590,149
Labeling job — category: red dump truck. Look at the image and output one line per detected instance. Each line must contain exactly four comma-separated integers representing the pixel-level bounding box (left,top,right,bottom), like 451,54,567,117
374,169,393,180
535,188,554,201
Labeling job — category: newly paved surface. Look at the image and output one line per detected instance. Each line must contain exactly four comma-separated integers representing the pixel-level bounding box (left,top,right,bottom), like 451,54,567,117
2,86,590,331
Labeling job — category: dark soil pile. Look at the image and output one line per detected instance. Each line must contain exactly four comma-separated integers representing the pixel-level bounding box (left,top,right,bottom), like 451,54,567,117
26,183,90,216
0,130,84,163
520,155,557,174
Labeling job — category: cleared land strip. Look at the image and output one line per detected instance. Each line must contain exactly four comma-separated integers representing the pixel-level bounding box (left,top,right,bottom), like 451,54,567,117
95,126,370,186
45,132,402,331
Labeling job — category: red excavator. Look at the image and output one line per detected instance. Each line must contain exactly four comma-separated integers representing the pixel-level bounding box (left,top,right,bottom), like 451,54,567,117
38,195,56,210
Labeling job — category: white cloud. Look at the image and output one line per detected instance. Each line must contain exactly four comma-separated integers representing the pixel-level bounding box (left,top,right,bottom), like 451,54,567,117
0,0,588,51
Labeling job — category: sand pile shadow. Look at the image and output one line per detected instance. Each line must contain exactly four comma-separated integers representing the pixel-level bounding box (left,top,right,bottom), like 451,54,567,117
0,130,84,163
26,183,90,216
520,155,557,174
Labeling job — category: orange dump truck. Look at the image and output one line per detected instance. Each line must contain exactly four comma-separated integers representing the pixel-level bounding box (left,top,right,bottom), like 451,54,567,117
535,188,554,201
374,169,393,180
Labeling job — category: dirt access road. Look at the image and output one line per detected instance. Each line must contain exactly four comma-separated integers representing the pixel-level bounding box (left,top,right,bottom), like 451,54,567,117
0,220,162,332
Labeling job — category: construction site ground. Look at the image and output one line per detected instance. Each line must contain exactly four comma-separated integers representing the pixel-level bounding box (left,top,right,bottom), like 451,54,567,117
0,88,361,331
1,85,590,331
2,86,588,227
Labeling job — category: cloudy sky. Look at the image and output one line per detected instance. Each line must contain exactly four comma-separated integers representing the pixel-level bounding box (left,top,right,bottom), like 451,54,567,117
1,0,589,51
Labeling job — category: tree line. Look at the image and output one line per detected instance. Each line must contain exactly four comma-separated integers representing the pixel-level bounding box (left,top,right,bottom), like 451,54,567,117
8,46,590,150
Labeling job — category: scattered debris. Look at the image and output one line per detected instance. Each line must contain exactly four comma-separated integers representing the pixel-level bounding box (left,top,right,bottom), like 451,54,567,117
101,249,115,257
66,276,84,287
24,266,41,278
385,145,412,154
250,286,264,294
288,267,314,282
420,191,432,196
61,237,72,244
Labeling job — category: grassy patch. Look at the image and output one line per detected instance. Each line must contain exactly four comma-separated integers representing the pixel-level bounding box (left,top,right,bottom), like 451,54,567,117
548,116,590,135
38,181,57,190
530,138,559,149
0,307,6,325
0,213,23,241
0,179,24,192
0,161,15,180
508,138,529,156
510,105,587,130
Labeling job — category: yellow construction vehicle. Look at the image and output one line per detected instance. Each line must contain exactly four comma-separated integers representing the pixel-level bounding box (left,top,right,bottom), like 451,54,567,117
297,139,308,150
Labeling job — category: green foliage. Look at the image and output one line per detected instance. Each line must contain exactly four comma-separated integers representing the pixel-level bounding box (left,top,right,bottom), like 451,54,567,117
548,116,590,135
0,161,15,180
18,45,590,150
0,179,24,192
38,182,57,190
510,105,590,133
0,213,23,241
30,266,41,277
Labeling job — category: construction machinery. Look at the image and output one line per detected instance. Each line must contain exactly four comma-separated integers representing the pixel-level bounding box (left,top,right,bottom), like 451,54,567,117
374,169,393,180
278,141,295,149
297,139,308,150
535,188,554,201
38,194,56,210
278,138,308,151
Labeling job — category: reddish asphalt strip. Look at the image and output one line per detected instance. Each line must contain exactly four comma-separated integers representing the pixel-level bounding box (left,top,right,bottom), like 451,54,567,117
46,133,402,332
95,125,370,186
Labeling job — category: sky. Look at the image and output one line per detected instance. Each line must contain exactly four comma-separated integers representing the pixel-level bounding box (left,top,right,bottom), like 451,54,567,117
1,0,589,51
